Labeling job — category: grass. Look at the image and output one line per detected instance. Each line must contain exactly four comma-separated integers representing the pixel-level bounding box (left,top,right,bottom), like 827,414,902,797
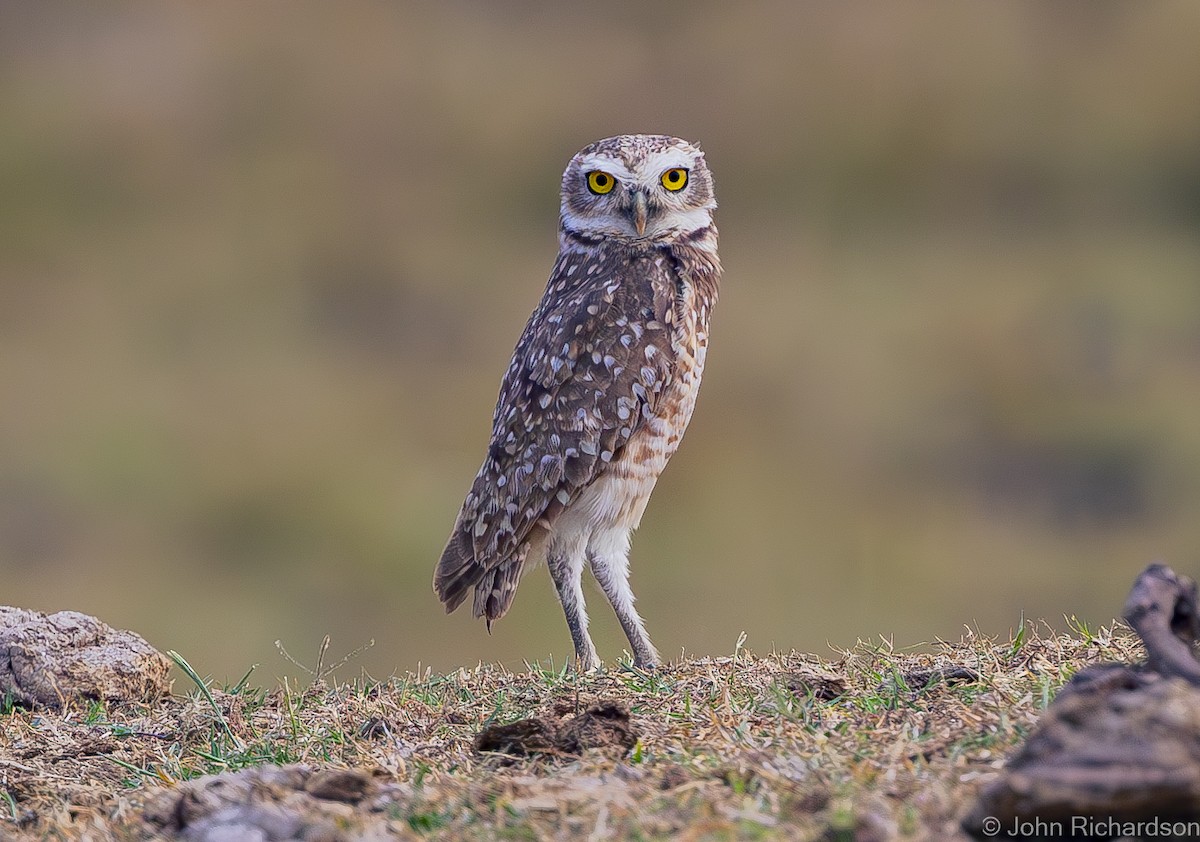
0,619,1140,840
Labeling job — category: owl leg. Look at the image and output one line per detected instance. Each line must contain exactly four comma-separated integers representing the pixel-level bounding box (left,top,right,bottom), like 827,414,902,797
588,530,660,669
547,535,600,671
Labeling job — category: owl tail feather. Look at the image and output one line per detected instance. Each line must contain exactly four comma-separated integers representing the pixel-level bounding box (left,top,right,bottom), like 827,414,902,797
472,547,527,630
434,519,527,627
433,520,480,614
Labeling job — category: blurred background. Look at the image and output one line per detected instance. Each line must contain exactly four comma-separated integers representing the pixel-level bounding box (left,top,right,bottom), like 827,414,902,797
2,2,1198,681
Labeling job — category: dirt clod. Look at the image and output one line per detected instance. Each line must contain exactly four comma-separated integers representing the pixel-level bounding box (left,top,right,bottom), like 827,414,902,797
787,671,848,701
475,716,558,756
0,606,171,708
302,768,374,803
142,764,406,841
357,715,391,740
474,700,638,757
904,666,979,689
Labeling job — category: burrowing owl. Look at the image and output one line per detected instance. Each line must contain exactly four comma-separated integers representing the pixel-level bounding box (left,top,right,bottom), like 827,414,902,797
434,134,721,670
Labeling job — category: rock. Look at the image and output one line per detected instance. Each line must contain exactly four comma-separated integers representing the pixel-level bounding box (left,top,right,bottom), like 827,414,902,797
0,606,42,628
0,607,171,707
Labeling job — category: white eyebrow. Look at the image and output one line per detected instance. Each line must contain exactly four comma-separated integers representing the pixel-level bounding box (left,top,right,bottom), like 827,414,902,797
575,155,635,181
640,149,697,173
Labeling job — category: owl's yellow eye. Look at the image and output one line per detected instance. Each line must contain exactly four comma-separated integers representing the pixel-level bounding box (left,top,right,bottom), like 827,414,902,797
586,171,615,195
660,168,689,192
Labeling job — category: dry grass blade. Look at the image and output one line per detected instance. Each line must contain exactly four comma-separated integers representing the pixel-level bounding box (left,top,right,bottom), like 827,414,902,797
165,649,243,750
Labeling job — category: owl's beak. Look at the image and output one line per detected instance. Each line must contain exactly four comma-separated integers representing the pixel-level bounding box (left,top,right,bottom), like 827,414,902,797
632,191,648,236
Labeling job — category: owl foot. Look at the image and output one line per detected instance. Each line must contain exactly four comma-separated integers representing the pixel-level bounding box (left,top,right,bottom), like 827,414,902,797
575,651,602,673
632,650,660,671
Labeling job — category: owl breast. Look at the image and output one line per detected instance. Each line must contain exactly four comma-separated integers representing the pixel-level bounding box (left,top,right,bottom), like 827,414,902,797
559,249,713,537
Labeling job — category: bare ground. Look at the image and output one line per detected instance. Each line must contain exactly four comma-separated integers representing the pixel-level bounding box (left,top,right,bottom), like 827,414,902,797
0,621,1136,840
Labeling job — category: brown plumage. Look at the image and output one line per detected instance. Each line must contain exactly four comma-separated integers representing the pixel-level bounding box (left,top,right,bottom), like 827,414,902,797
435,134,721,670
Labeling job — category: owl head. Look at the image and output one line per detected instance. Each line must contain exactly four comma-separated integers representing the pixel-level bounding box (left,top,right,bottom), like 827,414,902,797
560,134,716,243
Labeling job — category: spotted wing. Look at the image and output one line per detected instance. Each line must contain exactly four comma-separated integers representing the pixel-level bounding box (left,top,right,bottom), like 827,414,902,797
434,245,678,619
